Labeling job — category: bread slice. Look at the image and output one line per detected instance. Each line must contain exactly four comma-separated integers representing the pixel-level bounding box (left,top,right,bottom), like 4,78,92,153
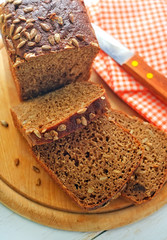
0,0,99,100
11,82,109,146
32,115,143,210
108,109,167,204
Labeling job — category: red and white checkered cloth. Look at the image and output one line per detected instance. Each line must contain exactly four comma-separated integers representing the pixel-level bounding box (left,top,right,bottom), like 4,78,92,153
87,0,167,132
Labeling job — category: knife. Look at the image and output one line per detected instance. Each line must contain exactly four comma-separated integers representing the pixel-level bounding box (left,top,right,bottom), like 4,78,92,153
92,23,167,104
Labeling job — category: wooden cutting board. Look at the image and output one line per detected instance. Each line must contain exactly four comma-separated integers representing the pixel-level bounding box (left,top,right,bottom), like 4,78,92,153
1,46,167,232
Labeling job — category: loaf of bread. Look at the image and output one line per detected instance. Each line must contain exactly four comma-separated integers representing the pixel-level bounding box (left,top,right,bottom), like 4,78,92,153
32,115,143,210
108,109,167,204
11,82,108,146
0,0,99,100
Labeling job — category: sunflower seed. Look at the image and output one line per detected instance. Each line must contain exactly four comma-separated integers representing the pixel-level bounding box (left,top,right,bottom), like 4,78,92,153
38,16,45,21
69,13,74,23
9,24,15,37
13,18,20,24
71,38,79,47
42,45,51,51
6,38,13,48
1,25,6,35
15,26,22,34
23,31,30,40
0,120,9,127
48,35,55,45
34,34,41,43
57,124,66,131
100,176,107,181
17,40,26,48
89,113,95,119
29,28,37,40
33,166,40,173
18,15,26,21
24,52,35,60
77,108,87,114
28,41,35,47
113,169,121,174
13,0,22,5
90,42,99,48
40,23,50,31
23,6,33,13
33,129,41,138
14,158,20,166
76,118,81,124
81,116,87,126
57,16,63,25
36,178,41,186
88,188,94,193
26,18,35,23
13,33,20,40
26,22,34,29
0,14,4,24
5,13,12,20
41,128,47,133
13,57,23,67
54,33,60,43
76,34,85,41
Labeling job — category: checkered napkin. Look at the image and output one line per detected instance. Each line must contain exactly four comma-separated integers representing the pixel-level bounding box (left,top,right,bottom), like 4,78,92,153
87,0,167,132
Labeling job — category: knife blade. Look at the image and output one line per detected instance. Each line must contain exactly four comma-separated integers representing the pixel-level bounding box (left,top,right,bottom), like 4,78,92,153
92,23,167,104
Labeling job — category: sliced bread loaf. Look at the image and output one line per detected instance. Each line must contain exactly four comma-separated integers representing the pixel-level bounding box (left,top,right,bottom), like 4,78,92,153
11,82,108,146
32,115,143,210
108,109,167,204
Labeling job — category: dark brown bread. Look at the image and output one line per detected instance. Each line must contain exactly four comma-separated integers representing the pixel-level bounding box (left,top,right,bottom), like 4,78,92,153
32,115,143,210
108,109,167,204
0,0,99,100
11,82,108,146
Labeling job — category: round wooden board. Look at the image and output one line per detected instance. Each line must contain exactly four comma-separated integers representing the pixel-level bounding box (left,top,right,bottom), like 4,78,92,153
0,47,167,231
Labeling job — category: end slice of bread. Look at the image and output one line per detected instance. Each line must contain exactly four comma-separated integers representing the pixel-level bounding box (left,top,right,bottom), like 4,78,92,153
11,82,109,146
32,115,143,210
108,109,167,204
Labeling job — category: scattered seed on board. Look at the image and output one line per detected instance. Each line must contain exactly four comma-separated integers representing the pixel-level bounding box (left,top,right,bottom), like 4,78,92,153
33,166,40,173
5,13,12,20
28,41,35,47
36,178,41,186
0,120,9,128
76,118,81,124
14,158,20,167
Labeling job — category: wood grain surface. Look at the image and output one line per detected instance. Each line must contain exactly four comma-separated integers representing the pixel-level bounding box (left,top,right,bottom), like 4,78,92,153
0,46,167,231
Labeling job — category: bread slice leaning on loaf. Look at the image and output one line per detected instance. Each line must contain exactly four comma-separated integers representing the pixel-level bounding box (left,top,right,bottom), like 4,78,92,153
11,82,109,146
108,109,167,204
0,0,99,100
32,115,143,210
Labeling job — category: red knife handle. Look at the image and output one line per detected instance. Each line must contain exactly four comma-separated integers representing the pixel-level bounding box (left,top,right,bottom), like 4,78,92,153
122,54,167,104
